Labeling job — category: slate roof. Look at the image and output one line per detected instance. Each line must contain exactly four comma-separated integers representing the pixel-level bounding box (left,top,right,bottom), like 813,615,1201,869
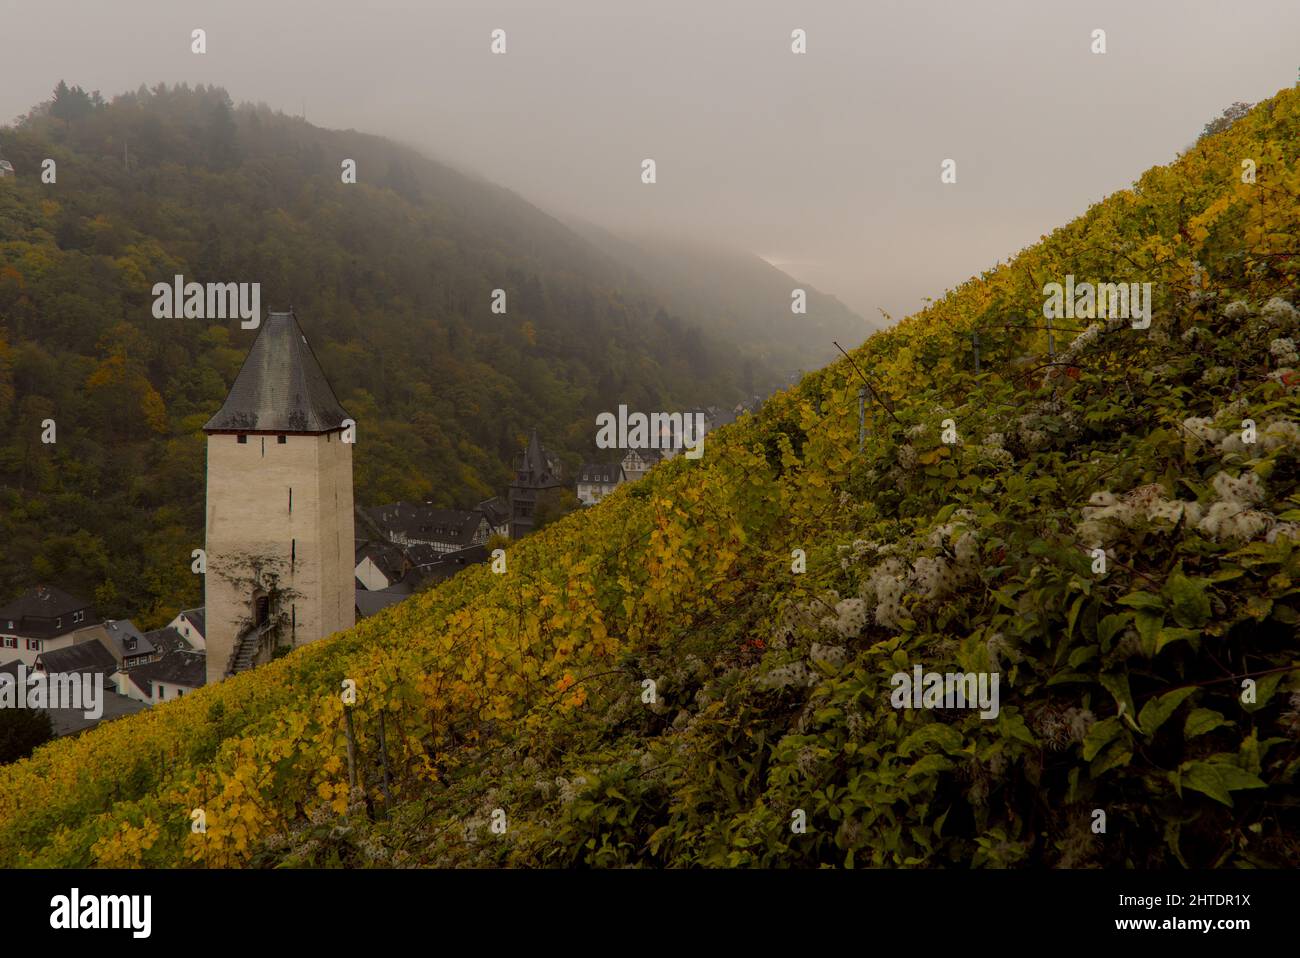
515,428,562,485
90,620,154,660
47,692,148,737
36,641,117,676
127,650,207,692
402,543,443,567
411,545,490,585
578,463,623,484
143,626,194,656
355,538,407,581
203,310,350,434
355,581,415,619
477,497,510,529
0,586,92,635
364,504,486,549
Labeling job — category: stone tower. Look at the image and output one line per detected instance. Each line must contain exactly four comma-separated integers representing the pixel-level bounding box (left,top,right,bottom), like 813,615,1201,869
202,310,354,685
507,428,564,539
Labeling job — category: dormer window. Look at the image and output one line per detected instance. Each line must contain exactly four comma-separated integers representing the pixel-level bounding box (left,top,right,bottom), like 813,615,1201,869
125,638,136,651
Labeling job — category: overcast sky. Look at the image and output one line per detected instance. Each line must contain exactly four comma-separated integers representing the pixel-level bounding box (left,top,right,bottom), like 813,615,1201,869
3,0,1298,323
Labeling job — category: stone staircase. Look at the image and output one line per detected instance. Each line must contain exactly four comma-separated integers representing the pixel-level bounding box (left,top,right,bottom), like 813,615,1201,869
227,620,274,676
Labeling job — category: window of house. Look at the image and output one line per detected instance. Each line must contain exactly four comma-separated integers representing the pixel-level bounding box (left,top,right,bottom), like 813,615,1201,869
56,618,61,629
237,434,247,444
277,435,287,444
157,684,165,699
3,638,15,649
125,638,136,651
177,689,184,697
26,639,40,652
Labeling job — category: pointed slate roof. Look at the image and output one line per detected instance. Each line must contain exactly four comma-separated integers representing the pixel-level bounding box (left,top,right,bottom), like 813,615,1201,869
516,428,561,484
203,310,350,433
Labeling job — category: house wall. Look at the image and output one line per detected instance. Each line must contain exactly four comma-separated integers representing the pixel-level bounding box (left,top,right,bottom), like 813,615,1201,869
116,672,150,704
0,631,78,668
153,682,198,704
166,612,207,650
205,430,355,686
577,481,619,506
355,556,391,591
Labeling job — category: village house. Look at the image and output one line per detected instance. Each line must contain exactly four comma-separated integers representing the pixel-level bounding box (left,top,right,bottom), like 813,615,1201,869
117,649,207,705
69,619,155,669
167,608,206,650
576,462,625,506
0,586,95,667
362,503,491,555
620,448,663,484
29,642,148,735
477,497,511,539
354,538,408,591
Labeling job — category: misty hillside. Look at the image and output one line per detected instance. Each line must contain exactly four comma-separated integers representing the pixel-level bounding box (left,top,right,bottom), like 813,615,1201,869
566,222,874,376
0,82,767,626
2,86,1297,869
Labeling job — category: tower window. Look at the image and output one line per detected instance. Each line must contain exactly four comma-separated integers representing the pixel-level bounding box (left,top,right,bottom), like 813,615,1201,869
291,538,296,567
261,437,266,457
277,435,287,444
237,435,247,444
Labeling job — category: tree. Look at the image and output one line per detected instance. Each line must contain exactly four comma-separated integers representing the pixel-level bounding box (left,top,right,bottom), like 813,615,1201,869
533,487,579,531
0,707,54,765
1200,101,1253,140
49,81,101,122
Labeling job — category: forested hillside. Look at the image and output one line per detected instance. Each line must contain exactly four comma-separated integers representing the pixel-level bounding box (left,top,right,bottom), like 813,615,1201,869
1,87,1298,869
0,82,772,626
